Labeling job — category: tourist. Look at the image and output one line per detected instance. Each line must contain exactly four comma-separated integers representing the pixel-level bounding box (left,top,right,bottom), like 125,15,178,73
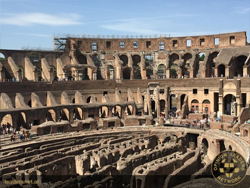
20,133,23,140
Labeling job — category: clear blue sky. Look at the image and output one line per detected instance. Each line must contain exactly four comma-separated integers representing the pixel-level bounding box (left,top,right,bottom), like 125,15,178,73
0,0,249,50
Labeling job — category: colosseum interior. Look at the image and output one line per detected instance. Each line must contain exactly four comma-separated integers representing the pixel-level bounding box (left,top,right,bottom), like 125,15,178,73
0,31,250,187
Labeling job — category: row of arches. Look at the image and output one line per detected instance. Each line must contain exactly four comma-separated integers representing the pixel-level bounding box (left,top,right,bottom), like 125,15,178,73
1,51,248,81
0,104,135,129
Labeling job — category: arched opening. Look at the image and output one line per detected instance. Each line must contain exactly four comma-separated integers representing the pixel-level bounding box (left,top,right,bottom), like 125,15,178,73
219,140,226,152
16,112,26,129
145,54,153,79
170,94,177,112
223,94,236,115
232,55,247,77
180,94,186,110
76,54,87,64
60,108,69,121
170,53,179,78
132,55,141,79
157,64,166,79
160,100,165,114
202,99,210,114
28,52,42,80
125,105,133,115
100,106,108,118
73,108,82,120
218,64,225,77
191,99,199,113
123,67,131,80
243,129,248,137
112,106,121,117
46,109,56,122
50,65,57,81
182,53,192,77
198,52,206,61
28,100,32,107
1,114,13,131
151,99,156,118
66,70,73,81
119,55,128,67
17,65,24,81
87,96,92,103
229,145,232,150
81,68,89,80
107,65,115,80
92,54,103,80
201,138,209,156
0,53,5,61
206,52,218,77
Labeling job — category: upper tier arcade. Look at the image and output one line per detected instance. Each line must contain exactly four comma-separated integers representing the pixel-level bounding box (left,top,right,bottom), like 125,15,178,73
66,31,247,52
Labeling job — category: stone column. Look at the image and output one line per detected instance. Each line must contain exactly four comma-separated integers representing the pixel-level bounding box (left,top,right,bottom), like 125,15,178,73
243,65,248,77
236,97,241,116
69,109,74,123
225,66,229,78
188,68,193,78
214,67,218,77
166,68,170,79
218,95,223,115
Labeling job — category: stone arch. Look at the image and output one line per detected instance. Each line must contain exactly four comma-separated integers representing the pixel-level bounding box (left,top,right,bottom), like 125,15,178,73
169,53,179,78
100,105,108,118
49,65,57,81
73,107,82,120
202,99,210,114
80,68,89,80
112,105,122,117
170,94,177,111
157,64,166,79
1,114,13,127
28,52,42,80
201,138,209,156
86,96,92,103
16,112,26,129
123,67,131,80
119,55,128,66
0,52,6,61
17,65,24,80
60,108,69,120
191,99,199,112
223,94,236,115
125,105,133,115
132,55,141,79
169,53,179,66
92,54,103,80
160,99,165,114
182,53,192,77
231,55,247,77
107,65,115,80
144,54,153,79
46,109,56,122
76,53,87,64
206,51,219,77
217,64,225,77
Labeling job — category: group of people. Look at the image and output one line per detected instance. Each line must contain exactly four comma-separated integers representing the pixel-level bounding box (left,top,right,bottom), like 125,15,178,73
10,130,27,142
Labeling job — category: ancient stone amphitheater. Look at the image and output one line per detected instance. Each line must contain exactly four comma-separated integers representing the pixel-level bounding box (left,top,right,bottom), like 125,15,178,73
0,31,250,187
